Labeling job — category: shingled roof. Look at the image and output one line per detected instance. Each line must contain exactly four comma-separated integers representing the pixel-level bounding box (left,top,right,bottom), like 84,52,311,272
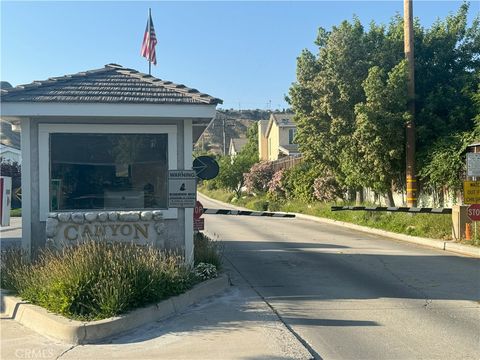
0,64,222,105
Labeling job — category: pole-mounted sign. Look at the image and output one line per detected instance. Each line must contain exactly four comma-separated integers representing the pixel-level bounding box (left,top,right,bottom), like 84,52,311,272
467,204,480,221
168,170,196,208
193,156,219,180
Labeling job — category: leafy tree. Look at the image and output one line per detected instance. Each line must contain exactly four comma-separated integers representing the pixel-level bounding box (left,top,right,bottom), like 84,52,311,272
209,123,259,197
415,3,479,171
342,61,409,205
289,19,376,202
289,3,479,204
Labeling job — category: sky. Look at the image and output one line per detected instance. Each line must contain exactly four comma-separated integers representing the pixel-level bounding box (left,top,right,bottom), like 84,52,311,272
1,1,477,110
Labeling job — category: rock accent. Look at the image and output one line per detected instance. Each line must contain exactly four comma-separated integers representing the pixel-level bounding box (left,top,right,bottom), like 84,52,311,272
46,218,59,238
57,212,71,222
108,212,118,221
71,213,85,224
140,211,153,221
98,212,108,222
84,212,98,222
153,210,163,221
118,211,140,222
49,210,165,222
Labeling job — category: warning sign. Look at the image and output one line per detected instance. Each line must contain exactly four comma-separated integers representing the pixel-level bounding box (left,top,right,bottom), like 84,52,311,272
168,170,197,208
463,181,480,204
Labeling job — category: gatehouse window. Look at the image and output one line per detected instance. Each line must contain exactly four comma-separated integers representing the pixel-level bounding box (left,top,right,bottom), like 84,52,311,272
50,133,168,210
39,124,178,220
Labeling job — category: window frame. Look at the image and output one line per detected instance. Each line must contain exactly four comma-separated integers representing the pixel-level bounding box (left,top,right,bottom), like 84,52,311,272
288,128,296,145
39,123,178,221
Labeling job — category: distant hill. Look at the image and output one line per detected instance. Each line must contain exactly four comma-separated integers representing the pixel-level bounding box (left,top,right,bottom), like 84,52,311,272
195,109,292,155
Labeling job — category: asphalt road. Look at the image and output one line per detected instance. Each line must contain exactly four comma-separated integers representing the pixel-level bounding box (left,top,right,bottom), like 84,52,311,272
200,194,480,360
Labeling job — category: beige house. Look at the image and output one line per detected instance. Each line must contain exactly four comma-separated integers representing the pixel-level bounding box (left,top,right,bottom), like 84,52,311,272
258,113,299,161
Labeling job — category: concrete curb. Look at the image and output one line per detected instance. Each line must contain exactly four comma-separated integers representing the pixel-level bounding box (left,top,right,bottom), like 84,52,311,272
0,226,21,233
199,192,480,258
1,274,229,344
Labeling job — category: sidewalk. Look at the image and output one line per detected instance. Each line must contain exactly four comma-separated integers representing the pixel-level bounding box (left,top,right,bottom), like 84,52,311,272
0,217,21,233
1,261,312,360
199,192,480,258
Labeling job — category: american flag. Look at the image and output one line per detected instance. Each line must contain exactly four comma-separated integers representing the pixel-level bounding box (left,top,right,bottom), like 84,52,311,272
141,11,157,65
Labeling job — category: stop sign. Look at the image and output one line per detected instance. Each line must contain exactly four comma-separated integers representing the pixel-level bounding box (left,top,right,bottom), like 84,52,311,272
467,204,480,221
194,201,204,219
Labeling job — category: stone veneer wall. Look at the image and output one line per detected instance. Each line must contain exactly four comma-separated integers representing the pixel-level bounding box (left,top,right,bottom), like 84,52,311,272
46,210,172,250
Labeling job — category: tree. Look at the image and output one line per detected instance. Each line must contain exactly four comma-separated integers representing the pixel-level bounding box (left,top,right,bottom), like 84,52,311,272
342,61,409,206
210,123,259,197
289,4,479,204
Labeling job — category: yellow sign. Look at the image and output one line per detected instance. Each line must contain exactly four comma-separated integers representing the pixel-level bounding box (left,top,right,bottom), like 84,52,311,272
463,181,480,204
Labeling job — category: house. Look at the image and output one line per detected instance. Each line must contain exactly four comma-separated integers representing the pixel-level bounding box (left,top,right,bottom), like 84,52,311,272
259,113,300,161
0,63,222,262
0,120,21,164
228,138,248,158
258,120,269,161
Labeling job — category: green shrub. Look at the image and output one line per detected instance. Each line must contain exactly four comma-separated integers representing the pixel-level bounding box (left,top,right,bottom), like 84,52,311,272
1,241,197,320
249,199,269,211
267,200,283,212
194,262,218,280
10,208,21,217
194,232,223,269
282,163,319,201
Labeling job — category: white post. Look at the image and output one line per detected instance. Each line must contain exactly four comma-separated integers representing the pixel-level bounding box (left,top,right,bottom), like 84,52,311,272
0,176,12,226
184,120,194,265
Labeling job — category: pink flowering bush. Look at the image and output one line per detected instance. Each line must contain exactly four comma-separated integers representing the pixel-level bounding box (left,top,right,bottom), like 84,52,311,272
267,169,286,199
244,161,274,194
312,172,345,202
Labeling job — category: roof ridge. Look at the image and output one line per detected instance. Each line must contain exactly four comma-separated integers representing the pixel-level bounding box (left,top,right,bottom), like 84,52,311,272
3,66,115,94
113,66,221,105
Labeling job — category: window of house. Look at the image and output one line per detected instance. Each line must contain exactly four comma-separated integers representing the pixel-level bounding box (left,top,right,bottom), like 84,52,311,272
288,129,296,144
49,133,168,210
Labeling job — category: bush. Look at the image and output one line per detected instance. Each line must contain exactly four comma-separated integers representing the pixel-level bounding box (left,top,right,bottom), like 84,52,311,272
244,161,274,194
194,262,218,280
194,232,223,269
313,171,345,202
248,199,269,211
267,169,286,200
282,163,319,201
1,241,197,320
10,208,21,217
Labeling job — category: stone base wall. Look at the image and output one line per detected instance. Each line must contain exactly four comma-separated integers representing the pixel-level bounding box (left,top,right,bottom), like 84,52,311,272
46,210,169,249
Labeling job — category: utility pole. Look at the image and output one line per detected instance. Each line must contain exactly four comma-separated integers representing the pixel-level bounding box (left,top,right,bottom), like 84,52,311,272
223,115,226,155
404,0,417,207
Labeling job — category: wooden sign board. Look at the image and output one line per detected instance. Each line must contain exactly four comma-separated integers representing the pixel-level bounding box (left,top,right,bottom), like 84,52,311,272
463,181,480,204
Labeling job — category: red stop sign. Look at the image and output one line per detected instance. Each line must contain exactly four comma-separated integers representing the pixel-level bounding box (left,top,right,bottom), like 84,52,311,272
467,204,480,221
194,201,204,219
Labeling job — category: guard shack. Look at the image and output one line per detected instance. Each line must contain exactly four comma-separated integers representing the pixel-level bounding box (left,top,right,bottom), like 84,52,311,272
0,64,222,263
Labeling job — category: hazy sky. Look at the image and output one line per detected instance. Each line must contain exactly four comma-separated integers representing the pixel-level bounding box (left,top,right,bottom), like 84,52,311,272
1,1,476,109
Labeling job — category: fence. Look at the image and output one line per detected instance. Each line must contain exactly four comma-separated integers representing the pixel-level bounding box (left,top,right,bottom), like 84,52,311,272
271,155,304,172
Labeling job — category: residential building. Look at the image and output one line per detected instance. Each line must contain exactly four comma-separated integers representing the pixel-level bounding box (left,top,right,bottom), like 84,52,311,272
228,138,248,158
258,120,269,161
0,120,21,164
259,113,300,161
